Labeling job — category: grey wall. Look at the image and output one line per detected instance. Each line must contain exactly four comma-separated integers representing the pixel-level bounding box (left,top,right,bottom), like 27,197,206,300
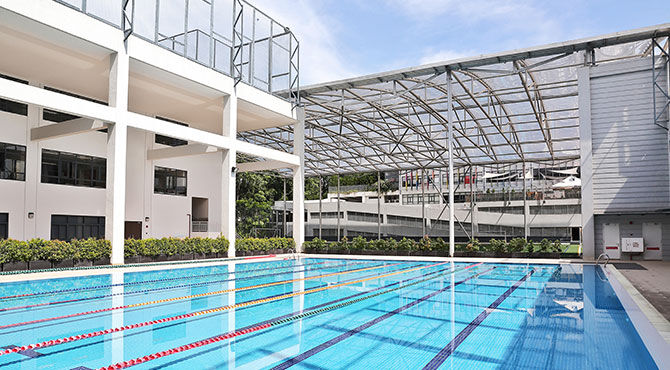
594,214,670,260
589,57,669,213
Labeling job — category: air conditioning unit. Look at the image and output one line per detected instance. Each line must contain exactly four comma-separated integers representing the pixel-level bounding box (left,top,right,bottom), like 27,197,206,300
621,238,644,253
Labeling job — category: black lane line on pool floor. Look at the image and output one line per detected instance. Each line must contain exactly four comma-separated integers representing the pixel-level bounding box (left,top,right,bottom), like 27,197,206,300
270,267,494,370
0,345,42,358
421,268,536,370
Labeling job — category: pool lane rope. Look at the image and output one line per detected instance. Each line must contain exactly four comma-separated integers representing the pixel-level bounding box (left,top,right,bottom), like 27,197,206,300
97,262,488,370
0,257,326,301
0,262,396,330
0,260,360,312
0,261,457,357
0,253,281,276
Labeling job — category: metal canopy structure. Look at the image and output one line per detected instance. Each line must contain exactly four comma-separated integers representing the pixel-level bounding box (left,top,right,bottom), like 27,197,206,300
240,23,670,177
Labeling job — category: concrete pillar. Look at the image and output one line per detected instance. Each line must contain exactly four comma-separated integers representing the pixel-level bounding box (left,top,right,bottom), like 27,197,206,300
106,52,129,265
24,81,40,240
292,107,305,251
578,66,595,260
222,94,237,257
447,71,455,256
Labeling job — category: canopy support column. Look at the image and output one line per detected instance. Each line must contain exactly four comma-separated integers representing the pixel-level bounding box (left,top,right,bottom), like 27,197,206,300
523,161,529,240
377,171,381,240
447,70,455,257
318,176,322,239
337,175,341,242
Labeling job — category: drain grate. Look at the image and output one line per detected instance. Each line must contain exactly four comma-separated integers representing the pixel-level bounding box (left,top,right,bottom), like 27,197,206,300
612,263,647,270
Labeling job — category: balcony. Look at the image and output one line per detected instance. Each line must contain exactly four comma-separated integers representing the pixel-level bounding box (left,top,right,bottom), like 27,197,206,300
53,0,299,102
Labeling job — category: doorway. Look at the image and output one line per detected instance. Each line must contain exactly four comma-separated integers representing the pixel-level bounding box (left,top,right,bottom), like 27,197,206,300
191,197,209,233
124,221,142,240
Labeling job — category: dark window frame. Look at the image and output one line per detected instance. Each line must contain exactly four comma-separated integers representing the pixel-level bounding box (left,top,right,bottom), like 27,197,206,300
41,149,106,188
0,142,26,181
154,166,187,196
0,213,8,239
155,117,188,147
50,214,105,241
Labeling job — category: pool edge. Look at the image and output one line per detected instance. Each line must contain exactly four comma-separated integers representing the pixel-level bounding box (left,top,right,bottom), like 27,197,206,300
604,264,670,368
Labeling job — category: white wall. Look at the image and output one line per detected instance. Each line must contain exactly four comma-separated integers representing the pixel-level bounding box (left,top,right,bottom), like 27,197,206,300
0,110,227,241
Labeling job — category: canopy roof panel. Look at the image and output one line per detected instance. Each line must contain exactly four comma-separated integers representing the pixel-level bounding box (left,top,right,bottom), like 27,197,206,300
240,23,670,177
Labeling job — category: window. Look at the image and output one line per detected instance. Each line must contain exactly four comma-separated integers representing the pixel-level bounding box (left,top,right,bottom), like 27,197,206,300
42,86,107,123
41,149,106,188
0,142,26,181
155,117,188,147
0,213,7,239
50,214,105,240
154,166,187,196
0,74,28,116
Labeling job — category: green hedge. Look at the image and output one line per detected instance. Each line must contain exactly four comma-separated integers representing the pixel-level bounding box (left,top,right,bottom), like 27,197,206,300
236,237,295,254
304,236,563,255
0,236,300,265
0,236,233,265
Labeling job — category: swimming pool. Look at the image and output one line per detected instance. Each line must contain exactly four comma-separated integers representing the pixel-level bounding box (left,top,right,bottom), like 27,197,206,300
0,257,662,369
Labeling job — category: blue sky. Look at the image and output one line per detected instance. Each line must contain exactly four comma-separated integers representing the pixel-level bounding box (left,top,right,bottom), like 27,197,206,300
251,0,669,86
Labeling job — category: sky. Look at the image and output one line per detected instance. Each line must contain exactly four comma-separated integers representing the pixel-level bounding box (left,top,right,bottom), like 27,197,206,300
250,0,669,86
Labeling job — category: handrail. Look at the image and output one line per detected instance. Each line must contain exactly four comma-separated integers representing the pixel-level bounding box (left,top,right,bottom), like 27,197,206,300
596,253,610,267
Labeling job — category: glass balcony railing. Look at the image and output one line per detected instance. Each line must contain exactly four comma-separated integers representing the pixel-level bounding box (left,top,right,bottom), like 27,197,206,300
54,0,299,103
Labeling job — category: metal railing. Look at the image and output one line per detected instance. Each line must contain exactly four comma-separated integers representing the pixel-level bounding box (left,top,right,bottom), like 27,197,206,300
53,0,299,104
191,220,208,233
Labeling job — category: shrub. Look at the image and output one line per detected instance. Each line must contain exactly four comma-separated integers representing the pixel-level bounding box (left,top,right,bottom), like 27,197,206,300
433,238,449,253
538,238,552,253
489,239,506,253
72,238,111,261
349,236,368,253
304,238,327,253
417,236,431,252
466,238,480,252
552,239,563,253
396,238,415,253
524,241,535,253
36,239,75,264
507,238,526,253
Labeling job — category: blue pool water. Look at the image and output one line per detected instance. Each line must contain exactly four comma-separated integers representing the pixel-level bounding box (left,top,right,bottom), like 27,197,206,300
0,258,658,369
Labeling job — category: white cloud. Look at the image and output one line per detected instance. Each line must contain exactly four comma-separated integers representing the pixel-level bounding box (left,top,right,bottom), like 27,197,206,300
250,0,358,86
418,49,474,65
385,0,565,47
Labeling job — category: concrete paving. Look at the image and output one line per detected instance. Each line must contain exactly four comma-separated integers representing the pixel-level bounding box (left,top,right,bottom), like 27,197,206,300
617,261,670,322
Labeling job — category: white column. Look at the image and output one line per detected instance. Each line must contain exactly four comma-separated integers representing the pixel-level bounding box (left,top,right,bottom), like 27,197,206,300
292,107,305,251
106,52,129,265
578,66,595,260
24,81,40,239
447,71,455,257
222,94,237,257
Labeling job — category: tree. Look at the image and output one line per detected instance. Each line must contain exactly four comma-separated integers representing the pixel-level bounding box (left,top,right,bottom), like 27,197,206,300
236,172,275,236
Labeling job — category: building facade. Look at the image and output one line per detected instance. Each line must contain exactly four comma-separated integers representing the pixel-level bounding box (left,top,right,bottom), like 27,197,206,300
0,0,306,263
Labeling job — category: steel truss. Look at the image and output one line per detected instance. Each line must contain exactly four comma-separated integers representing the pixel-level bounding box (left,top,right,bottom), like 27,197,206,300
239,27,670,178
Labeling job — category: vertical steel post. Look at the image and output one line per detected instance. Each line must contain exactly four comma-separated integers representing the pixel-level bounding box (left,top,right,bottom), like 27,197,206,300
318,176,322,239
337,175,341,242
377,171,381,240
421,168,426,236
183,0,189,57
447,70,455,257
283,178,287,237
469,166,474,241
523,161,528,240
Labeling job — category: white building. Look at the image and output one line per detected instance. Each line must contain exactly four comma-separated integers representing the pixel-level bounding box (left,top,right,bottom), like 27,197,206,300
0,0,306,264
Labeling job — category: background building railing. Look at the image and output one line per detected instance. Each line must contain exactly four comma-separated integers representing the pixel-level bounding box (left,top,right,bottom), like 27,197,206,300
191,220,208,233
53,0,299,103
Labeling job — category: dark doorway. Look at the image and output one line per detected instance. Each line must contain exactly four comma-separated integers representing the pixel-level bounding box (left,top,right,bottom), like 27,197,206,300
125,221,142,240
571,227,580,242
